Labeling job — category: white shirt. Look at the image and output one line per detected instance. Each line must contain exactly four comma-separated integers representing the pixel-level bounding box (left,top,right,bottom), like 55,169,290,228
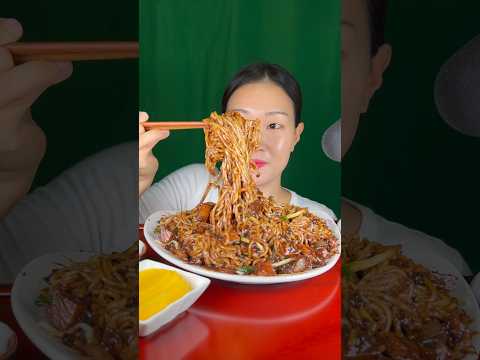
0,142,138,283
139,163,338,223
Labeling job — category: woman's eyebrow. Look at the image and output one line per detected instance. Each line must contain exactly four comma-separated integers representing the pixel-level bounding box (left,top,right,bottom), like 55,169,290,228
342,20,356,30
266,111,289,117
230,108,250,114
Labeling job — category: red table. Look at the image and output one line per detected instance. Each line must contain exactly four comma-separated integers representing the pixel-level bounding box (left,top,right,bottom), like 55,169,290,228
0,235,341,360
140,239,341,360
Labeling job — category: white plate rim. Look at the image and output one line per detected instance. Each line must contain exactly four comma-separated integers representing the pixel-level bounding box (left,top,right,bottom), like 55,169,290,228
143,209,341,284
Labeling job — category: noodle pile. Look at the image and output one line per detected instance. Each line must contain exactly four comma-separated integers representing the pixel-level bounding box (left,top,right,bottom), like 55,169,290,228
156,111,338,275
342,236,478,359
38,244,138,360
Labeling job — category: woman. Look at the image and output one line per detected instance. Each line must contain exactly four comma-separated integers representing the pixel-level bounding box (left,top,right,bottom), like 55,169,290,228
0,18,137,284
340,0,471,273
139,63,337,223
338,0,477,293
0,18,73,219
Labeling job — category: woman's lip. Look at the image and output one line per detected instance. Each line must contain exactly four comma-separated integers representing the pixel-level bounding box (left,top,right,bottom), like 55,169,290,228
253,160,267,168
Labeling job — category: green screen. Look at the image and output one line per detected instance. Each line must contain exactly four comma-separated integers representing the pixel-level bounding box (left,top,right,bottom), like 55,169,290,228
342,2,480,271
140,0,341,215
3,1,138,189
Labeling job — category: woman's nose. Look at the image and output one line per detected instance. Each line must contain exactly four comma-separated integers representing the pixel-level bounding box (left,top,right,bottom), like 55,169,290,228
257,125,268,150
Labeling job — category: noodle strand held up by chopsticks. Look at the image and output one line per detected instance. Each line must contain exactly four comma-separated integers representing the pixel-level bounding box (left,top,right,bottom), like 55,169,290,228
204,111,260,232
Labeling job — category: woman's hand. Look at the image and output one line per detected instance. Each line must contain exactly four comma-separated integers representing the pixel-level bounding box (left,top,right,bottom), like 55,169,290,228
0,18,73,218
139,111,169,196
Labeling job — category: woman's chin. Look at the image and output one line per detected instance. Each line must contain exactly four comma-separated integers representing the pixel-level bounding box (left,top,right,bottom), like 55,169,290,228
252,172,269,188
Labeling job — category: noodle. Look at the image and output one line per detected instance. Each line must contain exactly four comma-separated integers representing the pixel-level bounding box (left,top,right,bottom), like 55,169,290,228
37,244,138,360
155,111,339,275
204,111,260,232
342,236,478,359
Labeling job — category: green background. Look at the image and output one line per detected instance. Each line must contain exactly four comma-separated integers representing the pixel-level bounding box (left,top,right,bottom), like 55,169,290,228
140,0,341,215
343,2,480,272
3,1,138,189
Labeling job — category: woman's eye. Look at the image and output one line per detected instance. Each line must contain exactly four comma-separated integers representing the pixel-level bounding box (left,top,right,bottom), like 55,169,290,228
267,123,282,129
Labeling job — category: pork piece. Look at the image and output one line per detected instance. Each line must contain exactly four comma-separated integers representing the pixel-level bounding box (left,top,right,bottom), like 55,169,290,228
292,257,309,272
47,288,86,331
196,202,214,222
277,260,296,274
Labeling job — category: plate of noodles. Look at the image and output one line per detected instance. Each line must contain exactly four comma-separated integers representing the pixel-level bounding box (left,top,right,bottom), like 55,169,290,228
144,209,340,284
143,112,340,284
342,236,480,359
11,244,137,360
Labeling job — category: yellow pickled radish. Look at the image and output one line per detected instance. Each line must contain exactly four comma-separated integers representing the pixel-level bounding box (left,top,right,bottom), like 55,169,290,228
139,268,192,321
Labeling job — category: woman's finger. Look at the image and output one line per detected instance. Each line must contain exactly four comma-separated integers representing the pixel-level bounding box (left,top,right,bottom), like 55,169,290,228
139,151,158,171
0,19,22,73
139,129,169,150
0,18,23,46
0,60,73,108
0,47,14,73
138,122,145,136
139,111,149,123
0,96,44,136
138,112,149,135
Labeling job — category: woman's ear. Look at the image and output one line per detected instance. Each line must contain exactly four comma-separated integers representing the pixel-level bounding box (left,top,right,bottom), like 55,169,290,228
361,44,392,113
292,122,305,151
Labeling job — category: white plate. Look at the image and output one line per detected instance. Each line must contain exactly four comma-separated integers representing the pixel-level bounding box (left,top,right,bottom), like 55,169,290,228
11,252,95,360
143,210,341,284
139,260,210,337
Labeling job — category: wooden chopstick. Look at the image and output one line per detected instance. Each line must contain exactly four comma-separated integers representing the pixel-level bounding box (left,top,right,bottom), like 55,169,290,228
6,42,139,63
143,121,206,130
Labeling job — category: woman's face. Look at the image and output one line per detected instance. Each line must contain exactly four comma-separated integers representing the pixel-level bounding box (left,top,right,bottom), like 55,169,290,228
226,81,304,188
341,0,391,158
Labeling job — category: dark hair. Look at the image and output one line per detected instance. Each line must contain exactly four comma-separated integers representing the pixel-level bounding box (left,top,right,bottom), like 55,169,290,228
366,0,388,56
221,63,302,126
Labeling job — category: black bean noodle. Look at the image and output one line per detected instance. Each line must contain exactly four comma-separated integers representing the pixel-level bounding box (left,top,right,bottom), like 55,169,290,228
342,236,478,359
37,244,137,360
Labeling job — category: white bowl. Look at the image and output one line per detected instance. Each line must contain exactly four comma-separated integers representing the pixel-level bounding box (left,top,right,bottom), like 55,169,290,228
139,240,146,258
144,210,341,284
139,260,210,337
